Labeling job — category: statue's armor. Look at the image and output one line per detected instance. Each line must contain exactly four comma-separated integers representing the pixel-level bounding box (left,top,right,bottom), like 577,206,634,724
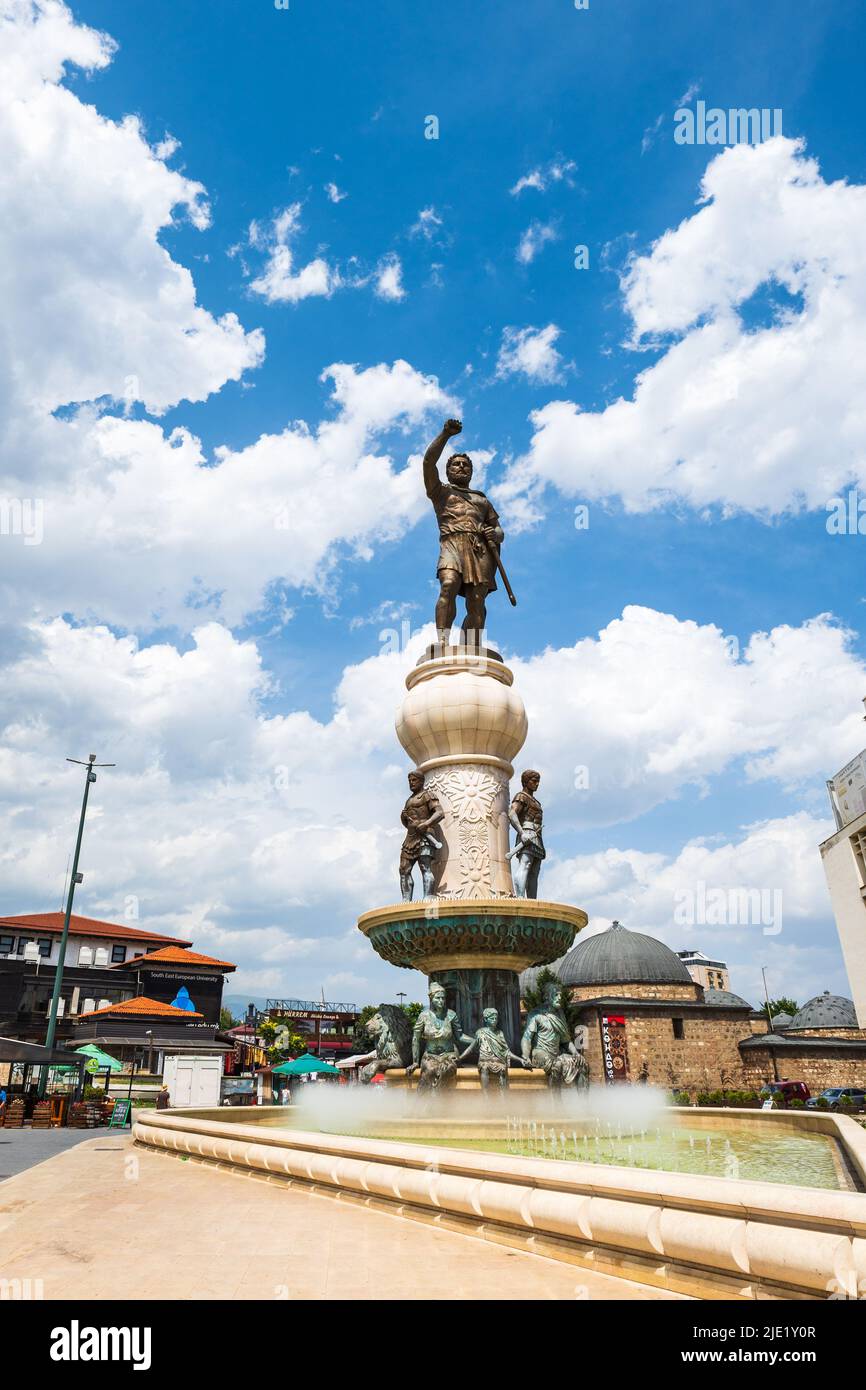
426,475,501,596
511,788,546,861
399,789,442,873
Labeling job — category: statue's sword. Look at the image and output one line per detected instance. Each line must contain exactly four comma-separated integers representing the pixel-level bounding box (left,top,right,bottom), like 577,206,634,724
489,541,517,606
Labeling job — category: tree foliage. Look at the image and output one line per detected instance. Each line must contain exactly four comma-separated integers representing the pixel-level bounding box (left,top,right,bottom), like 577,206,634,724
767,997,799,1019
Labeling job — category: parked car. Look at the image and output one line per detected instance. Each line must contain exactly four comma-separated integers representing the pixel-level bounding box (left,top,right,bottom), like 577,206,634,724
761,1080,810,1106
805,1087,866,1110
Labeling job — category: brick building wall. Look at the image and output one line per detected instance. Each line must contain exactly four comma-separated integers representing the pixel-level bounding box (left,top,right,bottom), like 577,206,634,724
741,1045,866,1091
576,1002,751,1090
570,981,701,1004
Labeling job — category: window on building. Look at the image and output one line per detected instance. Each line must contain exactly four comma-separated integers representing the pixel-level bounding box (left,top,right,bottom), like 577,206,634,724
37,938,51,958
94,947,109,967
16,937,32,955
672,1018,685,1040
111,944,126,964
78,945,93,966
0,934,14,954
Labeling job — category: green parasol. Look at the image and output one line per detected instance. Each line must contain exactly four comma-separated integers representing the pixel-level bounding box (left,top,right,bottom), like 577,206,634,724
77,1044,123,1074
270,1054,341,1076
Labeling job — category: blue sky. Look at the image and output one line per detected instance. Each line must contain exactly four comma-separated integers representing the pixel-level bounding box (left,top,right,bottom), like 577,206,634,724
3,0,866,1012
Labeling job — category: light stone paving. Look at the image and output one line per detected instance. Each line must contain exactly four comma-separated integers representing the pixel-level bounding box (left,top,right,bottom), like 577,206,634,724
0,1135,685,1301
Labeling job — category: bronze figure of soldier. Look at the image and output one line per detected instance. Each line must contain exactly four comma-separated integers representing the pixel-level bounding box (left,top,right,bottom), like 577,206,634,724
508,768,546,899
422,418,505,646
399,770,444,901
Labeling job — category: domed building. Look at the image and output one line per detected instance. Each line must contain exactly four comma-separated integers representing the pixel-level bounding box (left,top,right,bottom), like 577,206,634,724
521,922,866,1093
739,989,866,1091
527,921,754,1091
703,987,754,1010
767,1010,793,1031
790,992,858,1032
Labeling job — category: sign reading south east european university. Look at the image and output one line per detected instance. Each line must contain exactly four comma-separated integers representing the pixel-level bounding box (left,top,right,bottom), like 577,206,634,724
140,969,224,1024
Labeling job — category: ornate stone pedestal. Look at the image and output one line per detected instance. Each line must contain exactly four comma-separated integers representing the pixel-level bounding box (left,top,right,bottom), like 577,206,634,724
395,646,526,899
358,644,587,1056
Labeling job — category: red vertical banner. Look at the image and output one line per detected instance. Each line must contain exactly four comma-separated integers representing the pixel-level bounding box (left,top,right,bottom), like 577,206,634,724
600,1014,630,1083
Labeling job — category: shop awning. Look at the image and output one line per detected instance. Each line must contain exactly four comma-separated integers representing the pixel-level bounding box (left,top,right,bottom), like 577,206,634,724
0,1035,87,1067
75,1035,232,1053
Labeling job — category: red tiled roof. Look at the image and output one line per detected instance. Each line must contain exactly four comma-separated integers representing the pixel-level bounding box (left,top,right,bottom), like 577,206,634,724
77,995,204,1020
120,946,236,971
0,913,192,946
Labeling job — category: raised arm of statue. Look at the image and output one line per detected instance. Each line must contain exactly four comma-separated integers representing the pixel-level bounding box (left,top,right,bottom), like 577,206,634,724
423,418,463,500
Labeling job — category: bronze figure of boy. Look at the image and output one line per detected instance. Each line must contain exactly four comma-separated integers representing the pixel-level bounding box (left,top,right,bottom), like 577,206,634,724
458,1007,530,1092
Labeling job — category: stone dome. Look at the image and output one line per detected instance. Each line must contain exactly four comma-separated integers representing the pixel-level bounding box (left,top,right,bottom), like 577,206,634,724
703,987,753,1010
770,1011,793,1030
557,920,694,988
790,992,857,1031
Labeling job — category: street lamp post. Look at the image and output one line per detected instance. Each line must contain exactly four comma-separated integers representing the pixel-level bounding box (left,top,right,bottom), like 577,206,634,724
761,966,780,1084
38,753,114,1098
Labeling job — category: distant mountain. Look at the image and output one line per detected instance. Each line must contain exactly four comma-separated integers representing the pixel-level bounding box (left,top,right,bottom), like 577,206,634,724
222,994,272,1021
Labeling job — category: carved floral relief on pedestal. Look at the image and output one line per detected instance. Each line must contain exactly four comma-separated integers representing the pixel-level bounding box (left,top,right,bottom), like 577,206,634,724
425,765,511,899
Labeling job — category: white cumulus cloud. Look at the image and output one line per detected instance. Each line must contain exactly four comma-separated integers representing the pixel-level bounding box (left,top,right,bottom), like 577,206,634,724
0,0,263,445
373,253,406,301
496,325,566,384
516,220,559,264
249,204,339,304
502,137,866,519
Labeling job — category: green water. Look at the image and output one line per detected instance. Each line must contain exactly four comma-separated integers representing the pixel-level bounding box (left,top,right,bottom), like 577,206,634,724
396,1125,848,1191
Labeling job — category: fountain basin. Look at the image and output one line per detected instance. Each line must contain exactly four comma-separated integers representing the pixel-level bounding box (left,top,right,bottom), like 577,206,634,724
358,897,586,973
133,1105,866,1300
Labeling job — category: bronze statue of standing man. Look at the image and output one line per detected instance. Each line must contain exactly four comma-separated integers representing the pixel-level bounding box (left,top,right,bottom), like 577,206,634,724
509,769,546,899
399,771,444,901
423,419,508,646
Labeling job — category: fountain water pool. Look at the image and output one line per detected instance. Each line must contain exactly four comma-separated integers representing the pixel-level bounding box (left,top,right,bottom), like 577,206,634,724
270,1107,854,1192
263,1084,860,1193
391,1122,846,1190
